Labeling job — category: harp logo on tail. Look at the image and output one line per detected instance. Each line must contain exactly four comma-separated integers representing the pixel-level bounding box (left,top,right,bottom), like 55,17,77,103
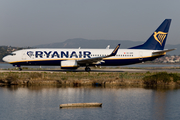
153,31,167,46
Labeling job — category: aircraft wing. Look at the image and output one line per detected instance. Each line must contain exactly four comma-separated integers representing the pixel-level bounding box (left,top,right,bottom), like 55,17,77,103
152,48,176,54
77,44,120,65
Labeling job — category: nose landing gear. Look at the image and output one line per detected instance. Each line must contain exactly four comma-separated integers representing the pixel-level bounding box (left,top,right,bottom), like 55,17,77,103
13,65,22,71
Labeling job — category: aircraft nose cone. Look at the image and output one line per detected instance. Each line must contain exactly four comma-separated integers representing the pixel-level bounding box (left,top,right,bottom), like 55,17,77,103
2,56,9,63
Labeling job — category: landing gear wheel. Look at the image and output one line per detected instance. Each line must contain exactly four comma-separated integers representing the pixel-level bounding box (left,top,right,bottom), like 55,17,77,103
19,67,22,71
85,67,91,72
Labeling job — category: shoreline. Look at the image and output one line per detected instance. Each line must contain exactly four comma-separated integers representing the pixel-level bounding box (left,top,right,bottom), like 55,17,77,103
0,69,180,87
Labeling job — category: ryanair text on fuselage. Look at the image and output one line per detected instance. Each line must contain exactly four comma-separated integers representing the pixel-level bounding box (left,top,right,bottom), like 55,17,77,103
29,51,91,58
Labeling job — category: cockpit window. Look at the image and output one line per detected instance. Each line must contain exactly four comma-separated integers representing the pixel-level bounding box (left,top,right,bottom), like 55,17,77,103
10,53,16,56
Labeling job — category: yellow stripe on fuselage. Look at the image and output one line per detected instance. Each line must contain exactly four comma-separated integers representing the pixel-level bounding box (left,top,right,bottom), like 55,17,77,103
9,53,165,64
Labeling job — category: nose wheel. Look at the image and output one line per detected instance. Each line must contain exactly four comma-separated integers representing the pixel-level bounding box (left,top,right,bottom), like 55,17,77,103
85,66,91,72
16,65,22,71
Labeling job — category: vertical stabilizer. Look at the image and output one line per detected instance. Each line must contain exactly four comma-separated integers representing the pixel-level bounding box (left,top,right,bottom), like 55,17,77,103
129,19,171,50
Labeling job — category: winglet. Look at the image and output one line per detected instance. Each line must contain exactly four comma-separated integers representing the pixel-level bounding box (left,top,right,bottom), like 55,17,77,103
109,44,120,56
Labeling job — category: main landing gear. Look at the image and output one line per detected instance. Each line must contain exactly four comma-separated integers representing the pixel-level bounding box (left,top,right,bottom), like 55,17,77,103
85,66,91,72
18,67,22,71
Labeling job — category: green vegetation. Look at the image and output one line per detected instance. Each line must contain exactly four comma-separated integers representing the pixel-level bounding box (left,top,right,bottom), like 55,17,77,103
5,74,19,82
0,71,144,81
28,72,43,79
0,71,180,87
143,72,180,86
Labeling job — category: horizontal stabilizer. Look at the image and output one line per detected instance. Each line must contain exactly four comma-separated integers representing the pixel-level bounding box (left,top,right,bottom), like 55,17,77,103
152,48,176,54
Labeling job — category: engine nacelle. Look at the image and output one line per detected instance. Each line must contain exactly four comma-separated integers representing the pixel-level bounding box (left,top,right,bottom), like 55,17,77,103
61,60,78,69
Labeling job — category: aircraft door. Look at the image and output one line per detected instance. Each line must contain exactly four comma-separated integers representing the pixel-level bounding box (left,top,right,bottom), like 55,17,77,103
22,51,26,60
139,51,143,61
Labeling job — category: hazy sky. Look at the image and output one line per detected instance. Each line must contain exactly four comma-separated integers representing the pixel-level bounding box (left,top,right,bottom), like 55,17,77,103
0,0,180,47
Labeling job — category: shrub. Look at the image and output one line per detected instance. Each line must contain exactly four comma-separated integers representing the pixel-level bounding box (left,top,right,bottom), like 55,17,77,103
146,71,151,74
169,73,180,82
155,72,171,83
143,76,157,86
143,72,174,86
61,77,67,80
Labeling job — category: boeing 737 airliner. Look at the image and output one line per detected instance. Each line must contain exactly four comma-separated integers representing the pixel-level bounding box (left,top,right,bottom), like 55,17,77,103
2,19,175,72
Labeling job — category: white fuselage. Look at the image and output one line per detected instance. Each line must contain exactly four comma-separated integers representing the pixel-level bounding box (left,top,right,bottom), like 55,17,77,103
2,48,164,67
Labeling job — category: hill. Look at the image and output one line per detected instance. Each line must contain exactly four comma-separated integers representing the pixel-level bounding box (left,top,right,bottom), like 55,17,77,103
33,38,179,55
33,38,143,48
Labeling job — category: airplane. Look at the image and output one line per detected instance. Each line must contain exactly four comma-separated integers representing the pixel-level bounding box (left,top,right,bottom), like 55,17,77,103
2,19,175,72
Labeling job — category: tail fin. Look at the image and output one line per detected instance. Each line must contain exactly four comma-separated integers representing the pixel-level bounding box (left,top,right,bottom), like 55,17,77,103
129,19,171,50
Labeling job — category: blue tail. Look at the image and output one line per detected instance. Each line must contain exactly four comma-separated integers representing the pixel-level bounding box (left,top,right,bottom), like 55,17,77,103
129,19,171,50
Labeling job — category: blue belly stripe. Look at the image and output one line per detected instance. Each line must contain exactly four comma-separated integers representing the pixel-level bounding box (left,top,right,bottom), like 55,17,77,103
12,55,163,67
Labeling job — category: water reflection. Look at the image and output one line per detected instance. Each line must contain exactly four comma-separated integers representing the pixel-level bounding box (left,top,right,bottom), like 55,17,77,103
0,86,180,120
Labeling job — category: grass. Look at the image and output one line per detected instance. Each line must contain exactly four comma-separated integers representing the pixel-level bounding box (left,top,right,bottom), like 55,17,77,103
0,72,145,81
6,74,19,81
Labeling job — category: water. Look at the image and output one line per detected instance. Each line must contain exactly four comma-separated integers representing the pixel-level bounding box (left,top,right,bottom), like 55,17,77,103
0,86,180,120
0,63,13,69
124,64,180,68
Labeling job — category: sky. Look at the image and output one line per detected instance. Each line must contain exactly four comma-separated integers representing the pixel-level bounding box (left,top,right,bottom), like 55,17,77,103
0,0,180,47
